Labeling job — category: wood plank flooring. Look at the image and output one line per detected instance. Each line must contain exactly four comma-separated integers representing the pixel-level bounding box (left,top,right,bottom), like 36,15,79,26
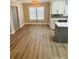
10,25,68,59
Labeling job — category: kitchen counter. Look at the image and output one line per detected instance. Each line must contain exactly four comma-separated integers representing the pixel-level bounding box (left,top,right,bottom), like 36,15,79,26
55,22,68,43
55,22,68,27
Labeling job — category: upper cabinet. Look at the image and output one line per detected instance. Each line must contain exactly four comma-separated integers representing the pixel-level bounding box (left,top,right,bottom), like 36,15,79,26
57,1,65,14
52,0,58,14
64,5,68,16
51,0,68,15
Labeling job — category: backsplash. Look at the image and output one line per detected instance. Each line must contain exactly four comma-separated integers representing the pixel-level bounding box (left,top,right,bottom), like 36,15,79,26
51,14,68,18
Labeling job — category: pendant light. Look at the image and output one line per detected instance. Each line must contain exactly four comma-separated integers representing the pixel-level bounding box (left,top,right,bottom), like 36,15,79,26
32,0,39,7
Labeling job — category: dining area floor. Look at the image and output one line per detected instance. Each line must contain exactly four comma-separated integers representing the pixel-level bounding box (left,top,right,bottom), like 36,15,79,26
10,25,68,59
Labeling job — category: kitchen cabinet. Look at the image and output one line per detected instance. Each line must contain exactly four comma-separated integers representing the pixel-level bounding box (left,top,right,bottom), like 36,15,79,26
50,18,58,29
58,1,65,14
64,5,68,16
52,0,58,14
50,18,67,29
52,0,65,14
55,22,68,43
50,0,68,30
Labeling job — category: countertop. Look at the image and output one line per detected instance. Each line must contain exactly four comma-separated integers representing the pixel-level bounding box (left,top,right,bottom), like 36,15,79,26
55,22,68,27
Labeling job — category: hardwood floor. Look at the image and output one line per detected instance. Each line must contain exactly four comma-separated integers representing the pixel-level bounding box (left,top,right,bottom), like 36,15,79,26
10,25,68,59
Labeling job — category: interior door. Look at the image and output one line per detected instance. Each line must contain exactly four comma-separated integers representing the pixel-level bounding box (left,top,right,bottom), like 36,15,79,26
11,6,19,31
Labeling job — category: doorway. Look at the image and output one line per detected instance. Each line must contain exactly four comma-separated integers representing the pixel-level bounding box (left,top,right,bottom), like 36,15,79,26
11,6,20,31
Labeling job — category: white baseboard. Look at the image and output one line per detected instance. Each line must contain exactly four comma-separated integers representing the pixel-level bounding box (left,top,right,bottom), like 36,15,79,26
10,24,25,35
20,24,25,28
10,30,15,35
24,23,49,25
10,23,49,35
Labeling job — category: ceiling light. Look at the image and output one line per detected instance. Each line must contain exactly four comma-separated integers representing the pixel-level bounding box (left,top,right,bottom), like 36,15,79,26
32,0,39,7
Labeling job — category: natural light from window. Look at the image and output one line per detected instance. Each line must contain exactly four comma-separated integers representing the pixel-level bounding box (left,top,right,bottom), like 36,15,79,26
29,7,44,20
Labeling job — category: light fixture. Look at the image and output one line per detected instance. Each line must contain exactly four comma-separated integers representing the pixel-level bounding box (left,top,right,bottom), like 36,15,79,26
32,0,39,7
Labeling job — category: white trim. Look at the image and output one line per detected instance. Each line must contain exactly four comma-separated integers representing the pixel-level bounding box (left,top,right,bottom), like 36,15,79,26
20,24,25,28
10,23,49,35
24,23,49,25
10,30,15,35
10,24,25,35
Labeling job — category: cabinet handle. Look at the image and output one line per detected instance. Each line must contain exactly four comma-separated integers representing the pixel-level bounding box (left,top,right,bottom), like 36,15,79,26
64,9,65,14
57,9,58,14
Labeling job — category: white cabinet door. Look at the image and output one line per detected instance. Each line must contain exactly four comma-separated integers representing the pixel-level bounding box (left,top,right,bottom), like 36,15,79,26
52,0,65,14
64,5,68,16
58,1,65,14
52,1,58,14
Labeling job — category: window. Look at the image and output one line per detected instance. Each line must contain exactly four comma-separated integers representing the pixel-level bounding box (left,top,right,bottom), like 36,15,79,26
29,7,44,20
37,7,44,20
29,7,36,20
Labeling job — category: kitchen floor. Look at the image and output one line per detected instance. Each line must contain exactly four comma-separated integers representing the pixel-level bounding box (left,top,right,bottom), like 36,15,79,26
10,25,67,59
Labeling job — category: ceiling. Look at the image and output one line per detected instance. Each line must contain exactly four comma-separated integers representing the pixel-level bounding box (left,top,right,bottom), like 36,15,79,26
16,0,51,3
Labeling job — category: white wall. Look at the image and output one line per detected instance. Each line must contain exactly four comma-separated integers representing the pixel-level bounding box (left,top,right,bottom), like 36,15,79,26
10,1,24,34
10,8,15,34
18,4,24,28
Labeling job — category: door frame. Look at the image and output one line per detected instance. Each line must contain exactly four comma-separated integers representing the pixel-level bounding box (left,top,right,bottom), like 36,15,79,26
11,6,20,31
